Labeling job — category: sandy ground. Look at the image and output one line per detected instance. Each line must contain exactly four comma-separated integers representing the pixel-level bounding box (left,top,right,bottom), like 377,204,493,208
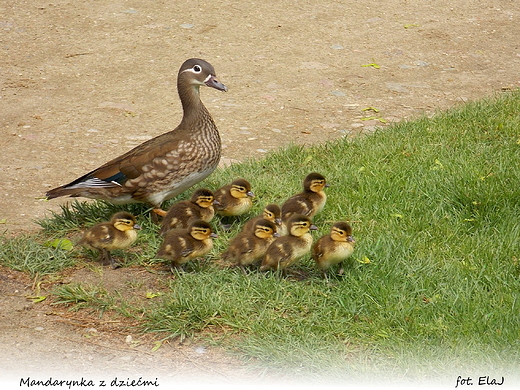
0,0,519,388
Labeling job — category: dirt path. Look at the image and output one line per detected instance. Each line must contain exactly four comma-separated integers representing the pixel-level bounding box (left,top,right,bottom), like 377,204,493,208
1,0,518,387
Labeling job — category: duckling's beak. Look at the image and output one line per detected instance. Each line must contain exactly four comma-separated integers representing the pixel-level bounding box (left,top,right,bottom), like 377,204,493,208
347,236,355,243
134,224,142,230
213,199,221,206
210,232,219,238
204,75,228,92
275,218,282,225
310,224,318,231
273,232,281,238
247,191,255,197
325,183,331,188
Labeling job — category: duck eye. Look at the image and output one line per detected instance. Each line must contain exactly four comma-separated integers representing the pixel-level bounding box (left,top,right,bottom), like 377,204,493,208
193,65,202,73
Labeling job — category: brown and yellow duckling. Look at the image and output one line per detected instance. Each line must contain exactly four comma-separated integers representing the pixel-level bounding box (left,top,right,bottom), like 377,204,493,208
281,172,329,225
46,58,227,218
312,221,355,280
78,211,141,269
155,220,217,272
222,219,279,272
159,188,218,235
242,203,282,233
260,214,317,273
214,178,255,217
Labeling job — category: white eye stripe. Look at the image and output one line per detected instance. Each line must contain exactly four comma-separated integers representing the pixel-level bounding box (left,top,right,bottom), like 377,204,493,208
181,66,205,75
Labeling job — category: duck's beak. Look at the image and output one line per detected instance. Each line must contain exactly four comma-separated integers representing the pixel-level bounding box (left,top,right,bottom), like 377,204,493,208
205,75,228,92
347,236,355,243
134,224,142,230
210,232,219,239
247,191,255,197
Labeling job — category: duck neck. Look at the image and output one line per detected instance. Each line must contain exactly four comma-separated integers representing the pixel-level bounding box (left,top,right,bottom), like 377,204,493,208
178,83,211,125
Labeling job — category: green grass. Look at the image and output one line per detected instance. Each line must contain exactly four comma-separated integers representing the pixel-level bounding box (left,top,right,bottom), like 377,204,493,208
1,91,520,382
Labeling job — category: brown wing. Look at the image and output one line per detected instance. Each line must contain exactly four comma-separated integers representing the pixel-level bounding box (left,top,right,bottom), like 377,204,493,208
48,131,184,195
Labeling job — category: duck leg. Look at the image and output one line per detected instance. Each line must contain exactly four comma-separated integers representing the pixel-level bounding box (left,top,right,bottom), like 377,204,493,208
99,249,120,269
170,262,184,274
151,207,167,224
338,261,345,276
153,208,168,217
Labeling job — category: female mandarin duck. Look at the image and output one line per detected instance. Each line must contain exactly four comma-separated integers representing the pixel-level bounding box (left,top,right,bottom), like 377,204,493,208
221,218,279,272
46,58,227,217
78,211,141,269
159,188,217,235
312,221,355,279
260,214,317,273
156,219,218,272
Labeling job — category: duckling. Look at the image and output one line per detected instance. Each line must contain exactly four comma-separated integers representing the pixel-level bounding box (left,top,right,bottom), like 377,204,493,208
260,214,318,273
78,211,141,269
156,220,217,272
242,203,282,233
312,221,355,279
222,219,279,272
159,188,217,235
214,178,255,217
46,58,227,218
281,172,329,225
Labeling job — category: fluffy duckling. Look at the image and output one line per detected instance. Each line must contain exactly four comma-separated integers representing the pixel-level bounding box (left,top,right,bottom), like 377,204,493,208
156,220,217,272
281,172,329,224
260,214,317,273
78,211,141,269
242,203,282,233
312,221,355,279
159,188,217,235
214,178,255,217
222,219,279,271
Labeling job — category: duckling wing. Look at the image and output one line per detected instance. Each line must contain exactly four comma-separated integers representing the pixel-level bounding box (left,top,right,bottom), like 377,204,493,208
281,197,313,218
266,240,292,264
79,224,114,247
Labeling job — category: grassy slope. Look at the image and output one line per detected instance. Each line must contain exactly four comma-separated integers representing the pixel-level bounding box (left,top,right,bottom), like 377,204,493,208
2,91,519,382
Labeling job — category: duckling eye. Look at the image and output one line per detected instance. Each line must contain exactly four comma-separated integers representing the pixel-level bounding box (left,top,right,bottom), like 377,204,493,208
192,65,202,73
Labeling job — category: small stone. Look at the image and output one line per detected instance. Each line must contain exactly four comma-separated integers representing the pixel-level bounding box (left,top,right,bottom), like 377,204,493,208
330,44,344,50
386,82,409,93
180,23,194,29
125,335,133,344
330,91,346,97
34,327,44,331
